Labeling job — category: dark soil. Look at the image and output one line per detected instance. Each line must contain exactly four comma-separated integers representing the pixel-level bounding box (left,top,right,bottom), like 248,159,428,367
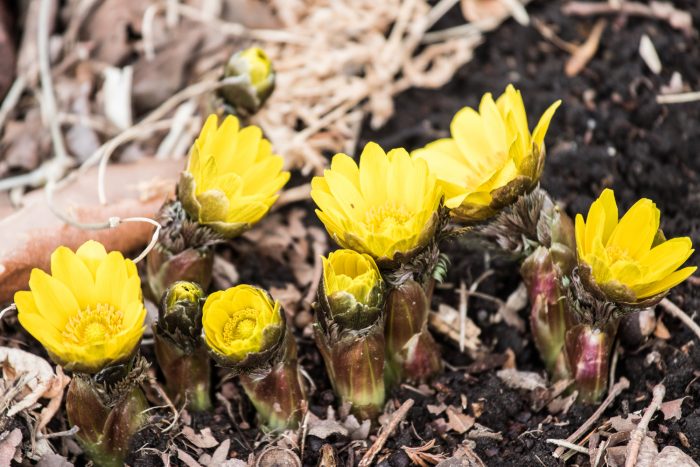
4,0,700,465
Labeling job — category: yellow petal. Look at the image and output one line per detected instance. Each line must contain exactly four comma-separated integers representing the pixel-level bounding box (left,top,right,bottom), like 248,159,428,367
94,251,128,307
607,198,659,258
50,246,96,309
28,269,77,329
531,100,561,150
75,240,108,279
634,266,697,299
359,143,389,206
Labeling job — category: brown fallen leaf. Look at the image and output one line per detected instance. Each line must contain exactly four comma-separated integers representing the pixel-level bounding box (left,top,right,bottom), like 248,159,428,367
653,446,699,467
660,397,688,421
565,19,607,77
0,158,182,302
446,406,475,434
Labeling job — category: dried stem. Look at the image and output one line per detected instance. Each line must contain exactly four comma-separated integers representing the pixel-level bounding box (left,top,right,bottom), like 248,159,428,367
659,298,700,342
625,383,665,467
553,377,630,458
359,399,415,467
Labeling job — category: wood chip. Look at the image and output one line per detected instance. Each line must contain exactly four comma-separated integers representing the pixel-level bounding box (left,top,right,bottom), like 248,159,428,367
565,19,606,77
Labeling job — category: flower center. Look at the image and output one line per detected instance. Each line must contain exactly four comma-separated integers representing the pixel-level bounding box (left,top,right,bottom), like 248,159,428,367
222,309,258,343
63,303,124,345
364,202,411,232
605,245,632,264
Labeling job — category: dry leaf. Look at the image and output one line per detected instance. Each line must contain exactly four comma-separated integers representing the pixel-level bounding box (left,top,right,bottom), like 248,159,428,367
653,317,671,340
639,34,662,74
446,407,475,434
177,449,204,467
653,446,699,467
565,19,606,77
181,427,219,449
208,439,231,466
496,369,546,391
660,397,688,421
609,414,642,433
427,403,447,415
0,158,181,302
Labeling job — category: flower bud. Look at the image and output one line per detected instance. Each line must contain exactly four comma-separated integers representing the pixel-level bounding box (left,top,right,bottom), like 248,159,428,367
202,285,305,428
154,281,211,411
315,250,386,419
158,281,204,348
220,47,275,116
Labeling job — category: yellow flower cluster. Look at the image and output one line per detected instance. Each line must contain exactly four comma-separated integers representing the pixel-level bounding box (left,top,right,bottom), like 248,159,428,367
575,189,696,303
179,114,290,237
202,285,283,361
15,241,146,374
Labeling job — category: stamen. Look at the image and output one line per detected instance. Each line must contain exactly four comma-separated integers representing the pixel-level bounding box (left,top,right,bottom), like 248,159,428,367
63,303,124,345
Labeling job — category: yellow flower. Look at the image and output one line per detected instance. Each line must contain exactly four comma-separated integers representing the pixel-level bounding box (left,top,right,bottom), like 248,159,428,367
322,250,383,309
575,189,696,304
237,47,273,90
203,285,283,363
14,240,146,374
312,142,442,264
413,84,561,222
179,114,290,237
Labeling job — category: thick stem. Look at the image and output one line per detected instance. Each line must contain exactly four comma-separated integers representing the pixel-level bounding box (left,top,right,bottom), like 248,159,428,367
564,321,617,403
384,279,442,386
314,322,385,420
522,246,574,381
154,334,212,411
66,376,148,467
239,332,306,429
146,244,214,301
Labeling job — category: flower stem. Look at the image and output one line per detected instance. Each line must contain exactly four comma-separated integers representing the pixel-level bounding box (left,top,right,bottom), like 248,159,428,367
384,279,442,386
238,331,306,429
564,321,617,403
154,334,212,411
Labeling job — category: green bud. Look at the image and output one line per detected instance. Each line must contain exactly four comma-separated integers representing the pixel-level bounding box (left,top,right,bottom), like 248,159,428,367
564,322,616,403
220,47,275,116
154,281,211,411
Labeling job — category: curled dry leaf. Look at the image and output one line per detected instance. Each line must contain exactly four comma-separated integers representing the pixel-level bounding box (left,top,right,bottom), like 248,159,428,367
446,406,475,434
0,158,182,302
0,347,71,431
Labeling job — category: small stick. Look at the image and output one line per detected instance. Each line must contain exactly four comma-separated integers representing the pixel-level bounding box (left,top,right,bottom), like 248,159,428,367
625,383,665,467
38,426,80,439
553,377,630,458
546,439,590,454
657,91,700,104
359,399,414,467
659,298,700,342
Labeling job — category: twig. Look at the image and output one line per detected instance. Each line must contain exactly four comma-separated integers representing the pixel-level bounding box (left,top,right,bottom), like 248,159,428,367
546,439,589,454
659,298,700,342
562,1,693,35
565,19,607,77
458,281,468,352
0,304,17,322
656,91,700,104
37,426,80,439
148,378,179,433
0,76,27,132
38,0,71,167
625,383,665,467
359,399,415,467
553,377,630,458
